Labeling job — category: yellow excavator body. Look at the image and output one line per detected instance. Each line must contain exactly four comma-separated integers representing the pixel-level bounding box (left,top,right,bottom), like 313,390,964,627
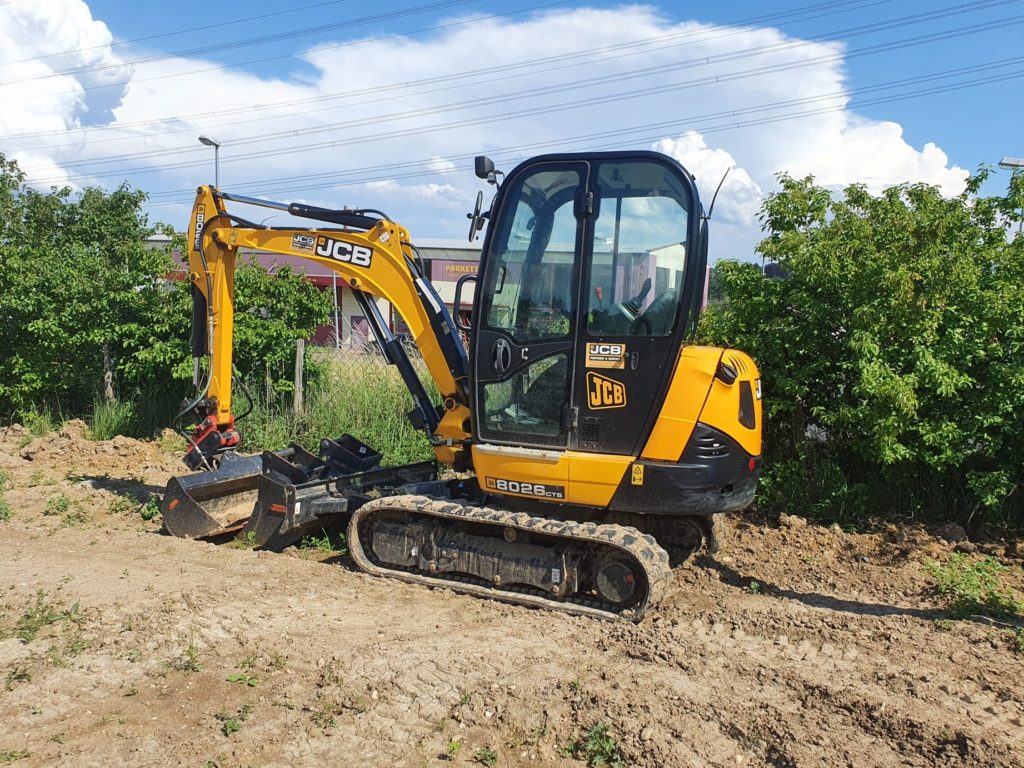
162,151,762,620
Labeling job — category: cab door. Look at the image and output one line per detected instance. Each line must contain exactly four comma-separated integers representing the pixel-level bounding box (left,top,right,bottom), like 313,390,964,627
574,156,698,456
472,161,590,449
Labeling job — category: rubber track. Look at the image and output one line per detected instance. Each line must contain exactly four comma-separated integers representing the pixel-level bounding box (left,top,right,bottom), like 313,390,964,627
348,494,673,622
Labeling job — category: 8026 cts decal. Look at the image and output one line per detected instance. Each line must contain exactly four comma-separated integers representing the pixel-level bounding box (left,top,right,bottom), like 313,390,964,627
485,476,565,499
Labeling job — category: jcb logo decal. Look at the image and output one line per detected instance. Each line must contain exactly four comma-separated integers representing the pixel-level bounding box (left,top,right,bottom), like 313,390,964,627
315,236,373,267
586,372,626,409
585,342,626,369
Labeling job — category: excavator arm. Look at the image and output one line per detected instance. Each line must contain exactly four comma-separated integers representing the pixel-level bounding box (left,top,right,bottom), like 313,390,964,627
182,185,471,470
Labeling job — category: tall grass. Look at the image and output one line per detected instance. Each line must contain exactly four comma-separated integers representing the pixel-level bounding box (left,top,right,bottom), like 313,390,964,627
239,349,438,465
88,399,136,441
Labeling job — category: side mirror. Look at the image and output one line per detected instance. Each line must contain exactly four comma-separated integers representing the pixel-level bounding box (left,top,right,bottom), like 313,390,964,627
454,273,478,332
475,156,495,180
467,190,485,242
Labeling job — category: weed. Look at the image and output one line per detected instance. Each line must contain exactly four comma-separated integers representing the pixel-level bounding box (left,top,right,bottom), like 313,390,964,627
60,508,89,528
22,408,54,437
310,701,338,730
15,591,68,643
568,676,581,693
234,530,259,549
564,723,627,768
458,689,472,706
1013,628,1024,654
123,685,138,697
4,666,30,691
62,633,88,656
0,471,7,490
174,636,202,673
44,494,72,517
108,497,136,516
0,498,10,522
226,672,259,688
28,471,54,487
747,580,762,594
447,740,462,756
299,529,346,555
0,750,30,763
923,554,1024,620
525,724,548,746
156,431,185,454
48,733,65,744
16,435,31,450
933,619,955,632
215,703,253,737
269,652,287,671
473,746,498,766
139,495,161,522
88,399,136,441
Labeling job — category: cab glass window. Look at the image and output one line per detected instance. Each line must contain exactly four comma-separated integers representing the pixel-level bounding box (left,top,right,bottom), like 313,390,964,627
481,167,582,345
587,161,690,337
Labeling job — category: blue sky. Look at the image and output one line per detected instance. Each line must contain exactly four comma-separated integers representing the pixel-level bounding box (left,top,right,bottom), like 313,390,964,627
2,0,1022,257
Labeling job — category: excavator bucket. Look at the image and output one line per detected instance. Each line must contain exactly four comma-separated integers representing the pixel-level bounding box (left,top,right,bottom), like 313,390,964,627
161,435,437,547
162,451,264,539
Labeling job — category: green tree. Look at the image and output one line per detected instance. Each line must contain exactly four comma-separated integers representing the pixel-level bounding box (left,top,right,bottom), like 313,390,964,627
0,162,172,415
0,153,331,434
701,170,1024,529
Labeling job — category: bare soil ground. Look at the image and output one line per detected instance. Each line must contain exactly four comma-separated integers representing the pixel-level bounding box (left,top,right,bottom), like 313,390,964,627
1,422,1023,768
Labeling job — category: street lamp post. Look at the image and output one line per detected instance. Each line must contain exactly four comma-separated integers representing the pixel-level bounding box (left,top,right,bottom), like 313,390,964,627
998,156,1024,234
198,135,221,188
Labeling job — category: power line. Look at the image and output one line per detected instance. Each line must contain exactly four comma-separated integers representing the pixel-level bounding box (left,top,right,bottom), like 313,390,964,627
138,68,1022,211
0,0,575,108
0,0,487,87
1,0,892,142
0,0,357,68
135,58,1023,204
21,10,1024,181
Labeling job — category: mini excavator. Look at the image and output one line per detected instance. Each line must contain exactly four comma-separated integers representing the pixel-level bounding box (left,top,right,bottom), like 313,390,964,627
161,151,762,620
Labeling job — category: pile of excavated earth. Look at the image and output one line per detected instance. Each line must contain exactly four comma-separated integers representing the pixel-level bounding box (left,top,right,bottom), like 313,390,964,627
0,422,1022,767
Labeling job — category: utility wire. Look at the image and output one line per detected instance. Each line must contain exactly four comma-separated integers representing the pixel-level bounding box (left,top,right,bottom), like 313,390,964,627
21,11,1024,181
0,0,487,86
141,68,1022,210
0,0,576,107
2,0,893,141
135,60,1024,204
0,0,358,67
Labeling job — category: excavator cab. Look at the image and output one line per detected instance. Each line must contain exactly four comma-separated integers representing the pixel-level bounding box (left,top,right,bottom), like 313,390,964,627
463,152,759,518
472,152,702,452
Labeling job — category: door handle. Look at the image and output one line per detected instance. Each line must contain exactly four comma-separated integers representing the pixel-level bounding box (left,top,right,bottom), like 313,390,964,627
492,338,512,374
630,351,639,370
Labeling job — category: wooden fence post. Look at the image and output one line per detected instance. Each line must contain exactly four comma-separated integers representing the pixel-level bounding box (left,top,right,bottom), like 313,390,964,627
293,338,305,416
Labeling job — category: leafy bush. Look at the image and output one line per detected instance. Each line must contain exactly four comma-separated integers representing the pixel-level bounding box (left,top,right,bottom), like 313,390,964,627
0,153,330,434
701,170,1024,529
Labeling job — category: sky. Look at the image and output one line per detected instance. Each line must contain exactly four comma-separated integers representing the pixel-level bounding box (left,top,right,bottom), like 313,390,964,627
0,0,1021,261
